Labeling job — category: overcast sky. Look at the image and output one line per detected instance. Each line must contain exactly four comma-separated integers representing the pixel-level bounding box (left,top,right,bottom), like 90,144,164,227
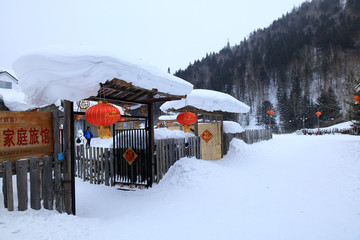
1,0,306,74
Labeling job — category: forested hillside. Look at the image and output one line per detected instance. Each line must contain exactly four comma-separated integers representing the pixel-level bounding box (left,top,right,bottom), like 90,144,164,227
174,0,360,132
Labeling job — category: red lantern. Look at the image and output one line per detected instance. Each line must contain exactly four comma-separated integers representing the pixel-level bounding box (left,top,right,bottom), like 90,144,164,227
353,96,360,104
267,110,274,115
85,101,121,139
177,111,197,133
316,111,321,117
75,115,83,120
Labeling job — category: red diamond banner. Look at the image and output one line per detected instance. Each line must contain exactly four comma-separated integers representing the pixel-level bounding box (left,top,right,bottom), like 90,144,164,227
123,146,138,165
200,129,213,143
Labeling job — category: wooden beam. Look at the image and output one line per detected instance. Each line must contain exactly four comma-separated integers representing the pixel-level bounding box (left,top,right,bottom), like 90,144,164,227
63,101,75,215
126,89,147,101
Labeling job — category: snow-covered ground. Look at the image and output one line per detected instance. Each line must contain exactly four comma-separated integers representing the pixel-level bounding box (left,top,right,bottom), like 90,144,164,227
1,134,360,240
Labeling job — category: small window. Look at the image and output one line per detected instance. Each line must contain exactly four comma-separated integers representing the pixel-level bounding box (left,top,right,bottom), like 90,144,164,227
0,81,12,89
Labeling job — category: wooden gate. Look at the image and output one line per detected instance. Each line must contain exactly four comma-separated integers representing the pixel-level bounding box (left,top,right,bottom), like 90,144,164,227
198,122,222,160
113,117,152,188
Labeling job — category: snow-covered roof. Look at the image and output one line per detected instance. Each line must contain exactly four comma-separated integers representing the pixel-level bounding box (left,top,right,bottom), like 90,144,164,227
0,88,36,111
158,115,178,121
0,70,18,84
223,121,245,133
160,89,250,114
12,46,193,107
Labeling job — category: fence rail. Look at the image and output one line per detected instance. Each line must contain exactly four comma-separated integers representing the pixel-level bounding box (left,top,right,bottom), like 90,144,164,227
301,128,358,135
1,156,62,212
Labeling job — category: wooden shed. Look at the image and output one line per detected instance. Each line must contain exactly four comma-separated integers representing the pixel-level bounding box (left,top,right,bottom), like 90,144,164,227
11,49,194,215
160,89,250,160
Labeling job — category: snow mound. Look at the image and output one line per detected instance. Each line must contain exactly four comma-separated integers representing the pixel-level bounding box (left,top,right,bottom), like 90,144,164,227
158,157,224,189
223,138,250,161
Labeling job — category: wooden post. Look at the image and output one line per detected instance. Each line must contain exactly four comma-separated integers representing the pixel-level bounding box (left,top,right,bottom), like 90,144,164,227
16,160,29,211
43,156,54,210
89,147,93,184
104,148,109,186
63,100,75,215
110,149,114,186
84,146,88,181
4,161,14,211
30,157,41,210
52,110,64,213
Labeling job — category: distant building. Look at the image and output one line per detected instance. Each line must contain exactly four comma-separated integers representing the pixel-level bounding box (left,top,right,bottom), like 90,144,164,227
0,71,19,90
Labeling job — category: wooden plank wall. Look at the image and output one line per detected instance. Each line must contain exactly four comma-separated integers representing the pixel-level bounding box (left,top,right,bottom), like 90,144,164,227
1,156,59,212
154,136,201,183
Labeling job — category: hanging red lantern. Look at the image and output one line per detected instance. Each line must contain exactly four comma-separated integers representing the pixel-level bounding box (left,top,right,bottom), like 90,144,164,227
316,111,321,117
267,110,274,115
75,115,83,120
353,96,360,104
85,101,121,139
177,111,197,133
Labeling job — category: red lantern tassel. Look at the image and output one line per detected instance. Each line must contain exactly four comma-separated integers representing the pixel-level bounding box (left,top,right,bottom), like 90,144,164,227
98,126,112,139
184,125,191,133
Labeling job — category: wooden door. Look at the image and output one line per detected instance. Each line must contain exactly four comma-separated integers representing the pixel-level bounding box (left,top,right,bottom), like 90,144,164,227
198,123,222,160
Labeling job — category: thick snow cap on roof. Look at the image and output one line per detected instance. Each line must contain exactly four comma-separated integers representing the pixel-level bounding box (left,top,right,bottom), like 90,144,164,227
159,115,178,121
223,121,245,133
12,46,193,106
160,89,250,114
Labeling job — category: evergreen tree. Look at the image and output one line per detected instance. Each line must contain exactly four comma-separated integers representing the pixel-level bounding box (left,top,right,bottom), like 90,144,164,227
348,88,360,123
258,100,277,130
285,67,304,131
316,87,342,126
300,95,317,129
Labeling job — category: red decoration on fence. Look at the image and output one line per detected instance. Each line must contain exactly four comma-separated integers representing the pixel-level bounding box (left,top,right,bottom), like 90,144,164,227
316,111,321,117
75,115,83,120
85,101,121,139
200,129,213,143
123,146,138,165
353,96,360,104
176,111,197,133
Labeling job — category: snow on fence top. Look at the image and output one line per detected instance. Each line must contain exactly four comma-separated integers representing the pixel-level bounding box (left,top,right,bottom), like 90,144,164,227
12,46,193,107
160,89,250,114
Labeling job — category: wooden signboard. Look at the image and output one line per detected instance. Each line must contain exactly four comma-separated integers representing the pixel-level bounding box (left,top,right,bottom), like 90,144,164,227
198,123,222,160
0,112,53,162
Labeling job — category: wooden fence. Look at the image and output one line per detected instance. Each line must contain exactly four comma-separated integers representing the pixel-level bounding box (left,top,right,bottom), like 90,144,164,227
223,129,272,155
75,137,201,186
302,128,358,135
1,156,62,212
154,136,201,183
75,146,114,186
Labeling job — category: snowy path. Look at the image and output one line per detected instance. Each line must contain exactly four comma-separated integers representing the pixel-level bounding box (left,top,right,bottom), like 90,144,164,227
1,134,360,240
